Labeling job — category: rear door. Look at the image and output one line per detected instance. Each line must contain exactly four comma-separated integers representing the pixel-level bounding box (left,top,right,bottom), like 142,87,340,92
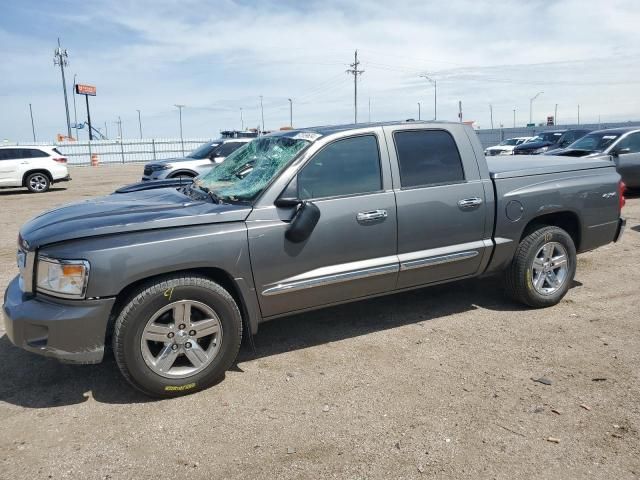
0,148,24,185
247,130,398,318
614,132,640,189
383,125,491,289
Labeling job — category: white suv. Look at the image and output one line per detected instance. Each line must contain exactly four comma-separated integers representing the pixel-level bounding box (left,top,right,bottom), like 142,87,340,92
0,146,70,193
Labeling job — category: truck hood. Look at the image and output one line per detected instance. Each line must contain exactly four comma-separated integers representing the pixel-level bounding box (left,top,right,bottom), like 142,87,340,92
513,140,554,151
20,187,252,249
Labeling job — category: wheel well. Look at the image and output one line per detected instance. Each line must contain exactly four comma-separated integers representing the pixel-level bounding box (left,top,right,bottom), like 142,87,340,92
520,211,581,250
22,169,52,186
107,267,249,338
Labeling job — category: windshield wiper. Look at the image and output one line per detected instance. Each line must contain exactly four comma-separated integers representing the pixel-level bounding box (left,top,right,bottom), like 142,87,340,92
191,184,224,204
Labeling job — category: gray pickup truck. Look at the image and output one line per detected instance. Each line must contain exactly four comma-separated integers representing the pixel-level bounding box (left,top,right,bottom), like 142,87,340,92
3,121,626,397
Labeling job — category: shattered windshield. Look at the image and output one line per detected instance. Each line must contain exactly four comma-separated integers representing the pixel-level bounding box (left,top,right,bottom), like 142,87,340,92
193,136,310,202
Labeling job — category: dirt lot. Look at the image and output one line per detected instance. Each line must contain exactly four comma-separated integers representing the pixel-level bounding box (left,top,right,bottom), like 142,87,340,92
1,165,639,479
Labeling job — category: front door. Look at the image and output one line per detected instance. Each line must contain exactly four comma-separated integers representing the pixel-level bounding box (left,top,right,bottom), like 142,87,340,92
383,126,492,289
247,131,398,318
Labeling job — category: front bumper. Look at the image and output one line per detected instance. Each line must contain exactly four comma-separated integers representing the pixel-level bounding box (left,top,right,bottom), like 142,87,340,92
2,276,115,364
142,170,170,182
614,217,626,243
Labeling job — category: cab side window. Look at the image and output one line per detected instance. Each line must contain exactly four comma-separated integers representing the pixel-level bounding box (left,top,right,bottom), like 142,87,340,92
393,130,465,188
215,142,245,158
297,135,382,200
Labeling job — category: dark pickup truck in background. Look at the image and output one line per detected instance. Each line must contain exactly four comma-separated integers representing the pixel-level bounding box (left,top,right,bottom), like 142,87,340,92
513,129,591,155
3,121,626,397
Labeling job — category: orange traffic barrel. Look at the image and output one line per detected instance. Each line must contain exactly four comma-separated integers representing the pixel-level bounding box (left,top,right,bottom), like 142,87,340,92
91,154,99,166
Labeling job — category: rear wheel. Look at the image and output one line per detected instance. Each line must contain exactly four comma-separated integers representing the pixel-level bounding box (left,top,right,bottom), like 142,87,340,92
113,275,242,397
505,226,577,307
25,172,50,193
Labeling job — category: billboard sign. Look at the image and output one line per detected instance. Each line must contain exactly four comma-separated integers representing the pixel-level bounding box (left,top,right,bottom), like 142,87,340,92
75,84,96,96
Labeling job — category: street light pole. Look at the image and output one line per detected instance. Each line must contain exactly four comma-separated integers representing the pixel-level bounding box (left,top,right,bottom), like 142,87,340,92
240,107,244,131
529,91,543,125
174,104,185,155
136,109,143,139
418,102,421,121
288,98,293,127
513,108,516,128
259,96,265,133
554,103,558,126
419,74,437,120
29,103,36,142
72,73,78,137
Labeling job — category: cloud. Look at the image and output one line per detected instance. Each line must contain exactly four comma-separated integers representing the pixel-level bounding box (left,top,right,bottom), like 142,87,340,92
1,0,639,141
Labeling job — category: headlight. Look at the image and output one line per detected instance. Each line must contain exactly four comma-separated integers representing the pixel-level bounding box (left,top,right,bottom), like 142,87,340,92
36,257,90,299
533,146,549,154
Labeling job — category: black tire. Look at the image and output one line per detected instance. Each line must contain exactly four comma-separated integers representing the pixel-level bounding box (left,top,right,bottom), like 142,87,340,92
113,274,242,398
505,225,577,308
25,172,51,193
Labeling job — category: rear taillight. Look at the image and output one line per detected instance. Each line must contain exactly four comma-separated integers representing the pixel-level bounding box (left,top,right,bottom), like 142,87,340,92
619,180,626,210
53,157,67,164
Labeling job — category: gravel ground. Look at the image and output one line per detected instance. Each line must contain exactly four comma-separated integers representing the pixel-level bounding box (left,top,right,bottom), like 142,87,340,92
1,165,639,480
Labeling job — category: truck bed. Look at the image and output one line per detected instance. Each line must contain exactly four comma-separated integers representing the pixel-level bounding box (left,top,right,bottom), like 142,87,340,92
487,155,613,179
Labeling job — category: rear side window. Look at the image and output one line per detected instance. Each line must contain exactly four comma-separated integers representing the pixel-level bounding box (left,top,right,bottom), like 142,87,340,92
394,130,465,188
26,149,49,158
617,132,640,153
216,142,245,157
298,135,382,200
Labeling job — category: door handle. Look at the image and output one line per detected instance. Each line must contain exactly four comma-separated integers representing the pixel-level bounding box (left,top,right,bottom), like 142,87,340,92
457,197,483,209
357,209,388,223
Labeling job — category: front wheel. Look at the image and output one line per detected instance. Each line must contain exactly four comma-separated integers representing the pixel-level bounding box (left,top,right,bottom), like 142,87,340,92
505,226,577,308
113,275,242,397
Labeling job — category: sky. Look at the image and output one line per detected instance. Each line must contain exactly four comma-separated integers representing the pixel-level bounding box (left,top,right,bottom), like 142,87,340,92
1,0,640,142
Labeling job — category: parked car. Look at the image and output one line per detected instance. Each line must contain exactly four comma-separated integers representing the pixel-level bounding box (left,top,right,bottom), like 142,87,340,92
484,137,533,156
549,127,640,189
4,121,626,397
0,145,70,193
513,129,591,155
142,138,251,181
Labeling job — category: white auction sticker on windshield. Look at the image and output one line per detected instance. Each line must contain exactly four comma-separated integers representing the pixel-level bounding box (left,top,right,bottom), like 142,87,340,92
293,132,321,142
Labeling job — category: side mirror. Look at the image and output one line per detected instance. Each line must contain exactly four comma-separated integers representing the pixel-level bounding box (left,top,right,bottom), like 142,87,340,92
285,201,320,243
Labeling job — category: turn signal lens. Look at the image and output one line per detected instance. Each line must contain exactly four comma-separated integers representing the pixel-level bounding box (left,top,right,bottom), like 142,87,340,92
619,181,626,210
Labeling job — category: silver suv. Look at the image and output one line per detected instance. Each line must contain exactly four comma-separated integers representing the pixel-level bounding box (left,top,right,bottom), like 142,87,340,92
142,138,251,181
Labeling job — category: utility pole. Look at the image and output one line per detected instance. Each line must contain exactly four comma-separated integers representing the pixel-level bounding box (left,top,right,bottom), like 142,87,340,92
259,95,265,132
577,104,580,125
116,116,123,139
346,50,364,123
174,104,185,155
489,104,494,130
529,91,543,125
240,107,244,131
104,121,108,139
29,103,36,142
136,109,143,139
72,73,78,137
53,38,72,139
420,74,437,120
513,108,516,128
554,103,558,126
418,102,421,121
458,101,463,123
288,98,293,127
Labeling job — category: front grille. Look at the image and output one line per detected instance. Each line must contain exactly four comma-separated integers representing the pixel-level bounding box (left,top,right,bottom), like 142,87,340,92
143,166,153,176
